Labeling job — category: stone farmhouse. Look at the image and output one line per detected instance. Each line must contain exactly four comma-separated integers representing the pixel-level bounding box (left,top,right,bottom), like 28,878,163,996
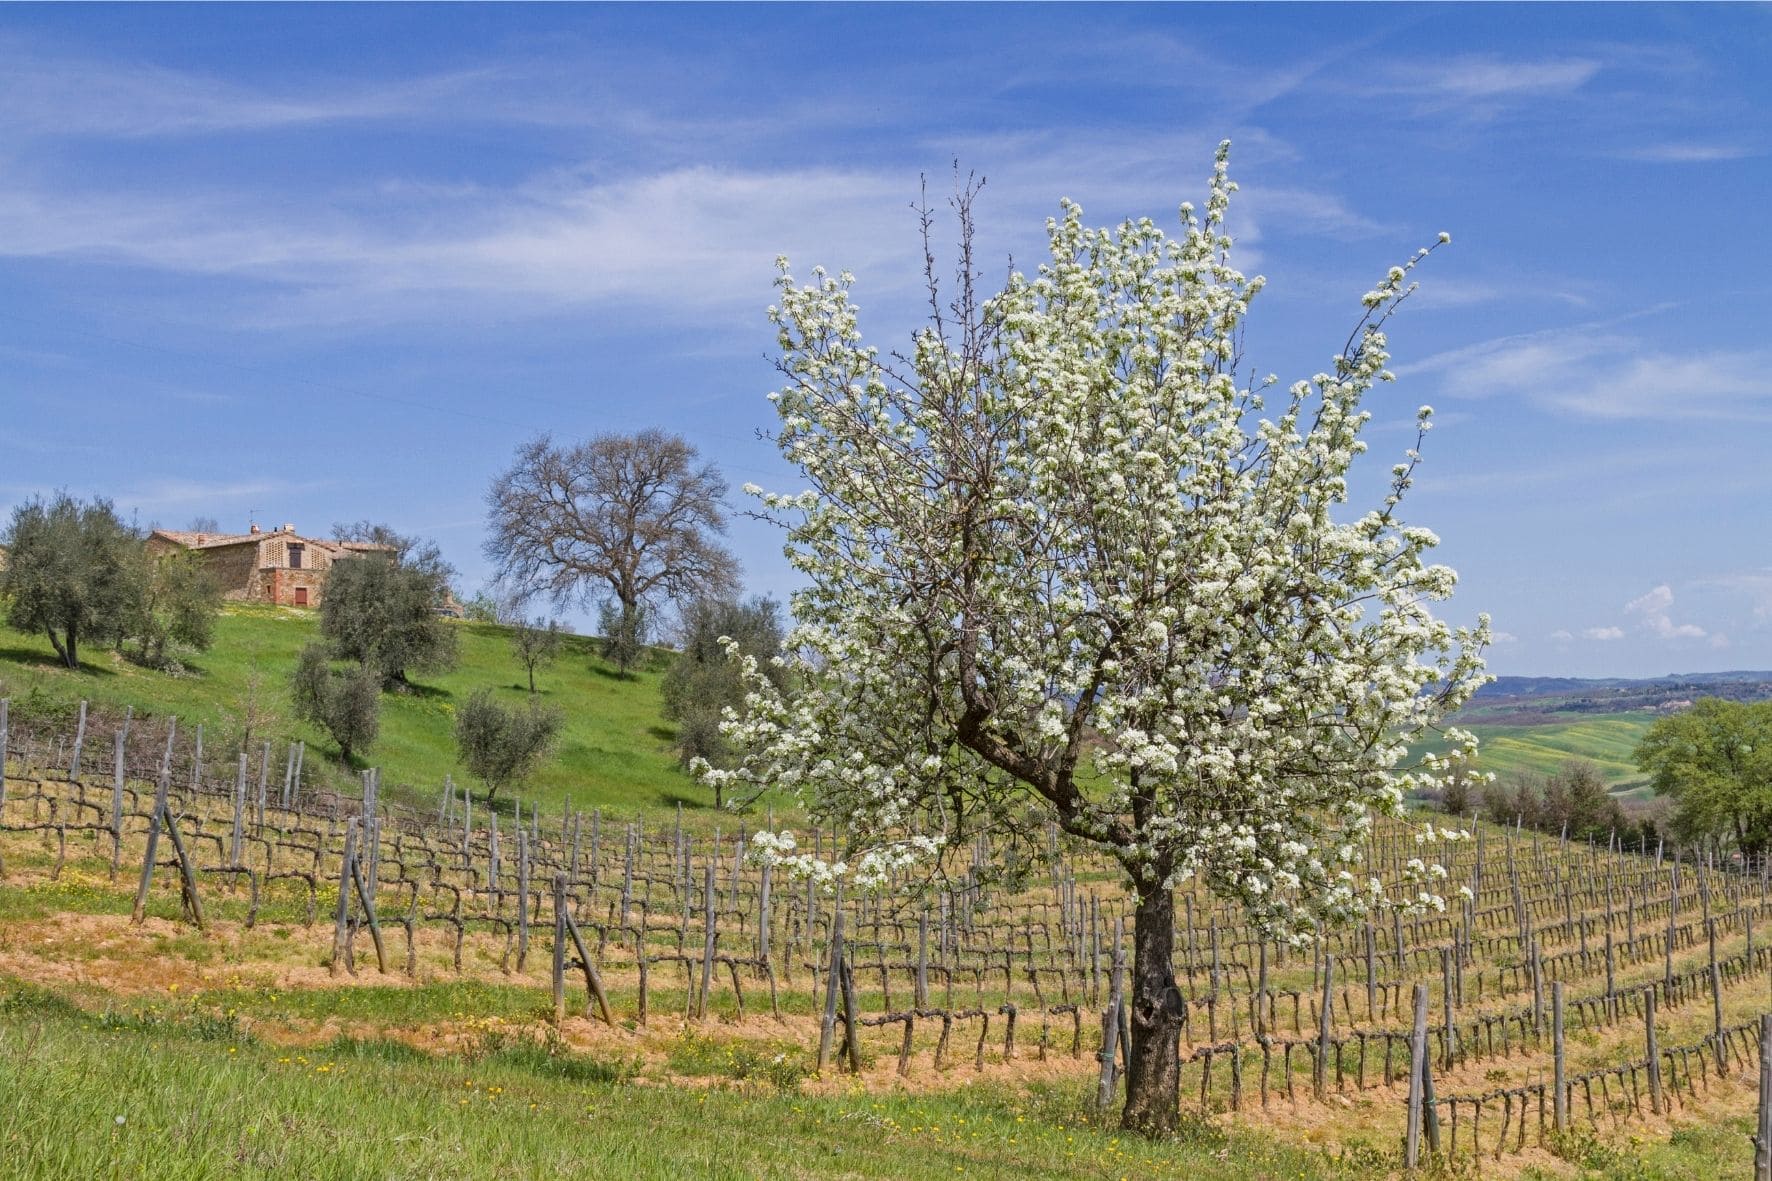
145,524,393,608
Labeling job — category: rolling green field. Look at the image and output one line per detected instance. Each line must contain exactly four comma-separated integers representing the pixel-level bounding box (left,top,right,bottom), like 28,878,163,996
1459,716,1655,796
0,605,720,823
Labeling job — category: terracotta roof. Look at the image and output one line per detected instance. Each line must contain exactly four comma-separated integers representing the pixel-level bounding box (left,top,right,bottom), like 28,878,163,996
149,528,391,554
150,524,361,549
151,529,268,550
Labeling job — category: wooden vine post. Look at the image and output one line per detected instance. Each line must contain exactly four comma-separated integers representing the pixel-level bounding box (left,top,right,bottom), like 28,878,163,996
817,896,845,1072
1406,982,1429,1169
1552,980,1567,1133
1755,1013,1772,1181
1097,922,1125,1111
1646,988,1664,1115
552,873,567,1026
1315,953,1334,1099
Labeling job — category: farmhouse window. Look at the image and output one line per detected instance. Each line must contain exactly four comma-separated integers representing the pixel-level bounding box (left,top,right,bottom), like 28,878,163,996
288,543,305,569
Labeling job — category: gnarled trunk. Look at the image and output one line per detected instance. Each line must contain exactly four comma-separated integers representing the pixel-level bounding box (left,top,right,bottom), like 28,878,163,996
1121,882,1186,1135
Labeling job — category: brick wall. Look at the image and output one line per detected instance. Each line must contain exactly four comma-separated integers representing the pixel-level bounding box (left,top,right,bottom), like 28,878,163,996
267,567,331,608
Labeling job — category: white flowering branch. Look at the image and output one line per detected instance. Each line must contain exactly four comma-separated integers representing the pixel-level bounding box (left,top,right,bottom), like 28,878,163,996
705,141,1489,946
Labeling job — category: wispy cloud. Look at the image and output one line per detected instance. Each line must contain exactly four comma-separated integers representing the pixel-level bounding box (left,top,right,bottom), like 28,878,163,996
0,114,1386,329
1343,54,1602,119
1388,55,1602,101
1694,571,1772,623
112,478,324,514
0,164,915,321
1582,626,1625,641
1620,143,1759,163
0,42,479,138
1401,320,1772,421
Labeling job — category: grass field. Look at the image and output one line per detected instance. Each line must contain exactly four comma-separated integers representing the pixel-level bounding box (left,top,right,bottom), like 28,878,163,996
1460,716,1654,792
1,977,1378,1181
0,605,718,823
1418,714,1656,799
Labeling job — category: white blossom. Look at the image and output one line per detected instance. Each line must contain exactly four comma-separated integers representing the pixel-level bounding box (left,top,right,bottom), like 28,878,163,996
703,141,1485,940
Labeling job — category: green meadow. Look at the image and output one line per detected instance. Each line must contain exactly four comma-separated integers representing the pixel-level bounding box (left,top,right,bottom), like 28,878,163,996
1461,716,1654,792
0,604,720,824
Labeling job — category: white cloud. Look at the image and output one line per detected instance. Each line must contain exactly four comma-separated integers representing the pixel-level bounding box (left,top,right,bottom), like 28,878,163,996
0,164,922,321
0,43,480,138
1347,55,1601,117
0,113,1385,329
1582,626,1625,641
1490,630,1519,645
1620,144,1759,163
1403,322,1772,422
1410,56,1601,99
1625,584,1675,617
1549,629,1574,642
1624,584,1708,640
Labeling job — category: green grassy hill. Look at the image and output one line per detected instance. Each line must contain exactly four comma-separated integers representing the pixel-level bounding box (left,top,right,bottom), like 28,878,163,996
0,605,1677,818
1461,714,1654,793
0,605,719,822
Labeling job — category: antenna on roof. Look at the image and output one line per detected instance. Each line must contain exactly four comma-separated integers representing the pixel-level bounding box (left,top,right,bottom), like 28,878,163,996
247,507,261,531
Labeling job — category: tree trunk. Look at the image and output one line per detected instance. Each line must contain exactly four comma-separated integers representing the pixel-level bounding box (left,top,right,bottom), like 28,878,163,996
46,626,72,668
1121,882,1185,1135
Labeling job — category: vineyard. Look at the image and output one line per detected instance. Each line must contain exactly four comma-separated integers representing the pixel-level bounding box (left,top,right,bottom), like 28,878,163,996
3,702,1771,1177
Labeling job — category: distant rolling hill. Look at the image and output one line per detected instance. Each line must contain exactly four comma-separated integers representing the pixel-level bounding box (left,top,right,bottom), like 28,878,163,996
1440,670,1772,800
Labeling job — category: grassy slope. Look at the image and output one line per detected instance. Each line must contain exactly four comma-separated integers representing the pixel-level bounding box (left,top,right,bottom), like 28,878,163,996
0,605,720,823
0,983,1348,1181
1418,713,1655,797
0,979,1743,1181
1463,716,1653,790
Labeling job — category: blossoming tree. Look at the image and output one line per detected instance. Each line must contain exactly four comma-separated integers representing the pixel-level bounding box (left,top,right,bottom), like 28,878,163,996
705,145,1489,1133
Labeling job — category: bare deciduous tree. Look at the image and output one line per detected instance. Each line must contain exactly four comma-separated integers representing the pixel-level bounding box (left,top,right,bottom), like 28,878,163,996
483,431,739,644
509,614,563,694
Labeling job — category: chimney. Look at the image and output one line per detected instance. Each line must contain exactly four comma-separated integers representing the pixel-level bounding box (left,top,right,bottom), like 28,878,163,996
249,524,261,534
282,523,296,533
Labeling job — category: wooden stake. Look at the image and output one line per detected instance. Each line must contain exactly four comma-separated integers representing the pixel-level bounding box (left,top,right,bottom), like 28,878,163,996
1552,981,1567,1132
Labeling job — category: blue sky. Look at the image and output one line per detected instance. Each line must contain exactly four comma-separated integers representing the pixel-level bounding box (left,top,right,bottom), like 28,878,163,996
2,4,1769,678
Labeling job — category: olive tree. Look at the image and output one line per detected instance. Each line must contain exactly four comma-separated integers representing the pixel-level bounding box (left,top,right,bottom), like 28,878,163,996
661,595,786,807
596,599,650,677
290,643,381,764
320,545,457,688
705,145,1488,1134
1,493,142,669
454,688,563,801
133,549,222,669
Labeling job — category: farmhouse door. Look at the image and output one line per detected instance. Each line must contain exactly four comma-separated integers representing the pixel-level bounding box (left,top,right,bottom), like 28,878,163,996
294,586,309,606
